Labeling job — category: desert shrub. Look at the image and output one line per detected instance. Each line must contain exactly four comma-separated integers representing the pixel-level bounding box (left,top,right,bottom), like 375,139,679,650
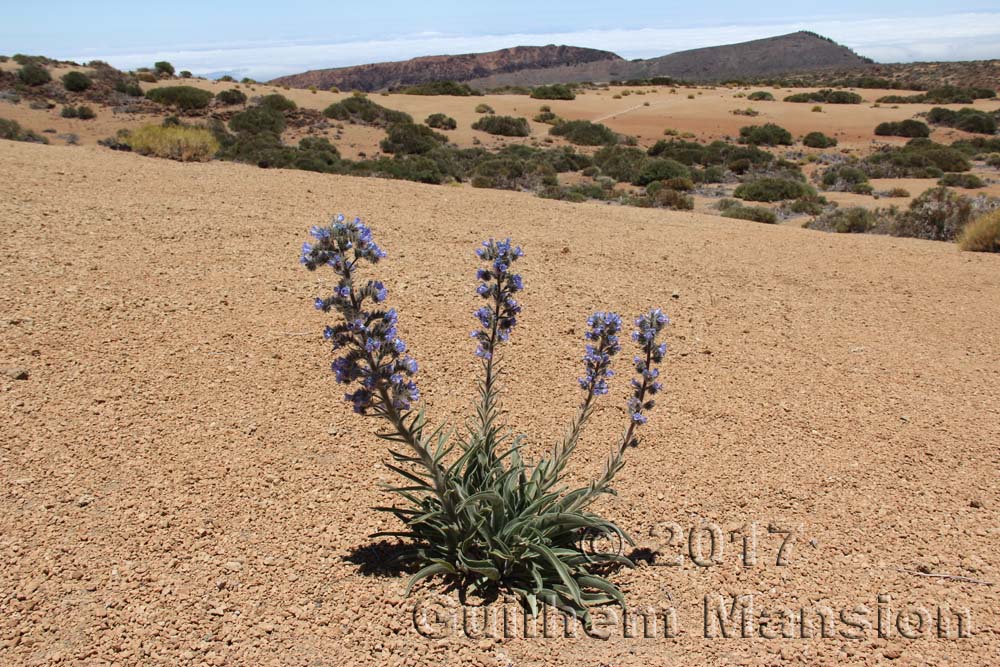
747,91,774,101
18,63,51,86
126,124,219,161
531,84,575,100
216,88,247,105
927,107,997,135
891,186,997,241
938,173,986,189
425,113,457,130
60,106,78,119
802,131,837,148
958,210,1000,252
533,109,561,124
474,103,494,114
862,139,971,178
877,86,994,105
136,71,157,83
323,95,412,126
782,193,831,216
400,81,477,96
260,93,297,112
300,224,670,627
229,106,286,135
291,137,342,172
114,79,144,97
874,120,930,138
722,205,777,224
61,70,92,92
470,157,550,190
0,118,48,143
591,145,646,182
633,158,689,186
784,89,862,104
884,187,911,197
806,207,877,233
76,106,95,120
986,154,1000,168
735,177,815,202
154,61,175,77
146,85,214,110
380,122,448,155
471,115,531,137
180,70,192,78
738,123,792,146
549,120,617,146
647,188,694,210
819,164,872,194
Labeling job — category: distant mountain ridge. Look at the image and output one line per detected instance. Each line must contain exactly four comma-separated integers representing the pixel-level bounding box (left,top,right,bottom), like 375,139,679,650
270,32,873,91
269,45,621,92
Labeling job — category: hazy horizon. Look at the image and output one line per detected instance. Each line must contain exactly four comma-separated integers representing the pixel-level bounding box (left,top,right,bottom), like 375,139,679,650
4,3,1000,80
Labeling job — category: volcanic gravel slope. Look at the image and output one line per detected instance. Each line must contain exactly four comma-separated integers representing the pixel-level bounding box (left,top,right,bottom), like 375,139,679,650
1,141,999,666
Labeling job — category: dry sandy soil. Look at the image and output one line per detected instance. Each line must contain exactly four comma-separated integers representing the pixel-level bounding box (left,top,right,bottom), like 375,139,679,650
1,140,999,666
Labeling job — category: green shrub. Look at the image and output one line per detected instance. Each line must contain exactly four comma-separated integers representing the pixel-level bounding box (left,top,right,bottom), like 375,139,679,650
861,139,971,178
722,205,777,223
146,85,214,110
18,63,51,86
61,71,92,92
60,106,78,119
633,158,689,186
425,113,457,130
216,88,247,105
0,118,48,144
648,188,694,210
470,157,552,189
136,71,157,83
549,120,617,146
114,79,144,97
747,91,775,101
76,105,95,120
126,124,219,161
734,177,815,202
784,89,862,104
938,173,986,189
323,95,412,126
229,106,286,135
884,187,911,197
474,103,494,114
874,120,930,138
738,123,792,146
400,81,477,96
802,131,837,148
380,122,448,155
877,86,994,105
926,107,997,135
806,207,877,233
533,109,561,124
471,115,531,137
260,93,297,112
958,210,1000,252
820,165,872,194
783,193,831,215
891,186,996,241
591,145,646,182
154,61,175,77
530,84,575,100
180,70,192,78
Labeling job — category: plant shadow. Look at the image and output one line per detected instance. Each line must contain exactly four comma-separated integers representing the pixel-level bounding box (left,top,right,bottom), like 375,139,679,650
343,540,418,578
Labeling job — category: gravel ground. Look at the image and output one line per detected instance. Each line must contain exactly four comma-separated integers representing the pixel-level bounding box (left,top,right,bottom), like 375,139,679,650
1,141,998,666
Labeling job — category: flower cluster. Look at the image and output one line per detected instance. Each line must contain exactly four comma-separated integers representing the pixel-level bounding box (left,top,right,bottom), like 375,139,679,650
628,309,669,424
471,239,524,360
302,215,418,414
579,312,622,396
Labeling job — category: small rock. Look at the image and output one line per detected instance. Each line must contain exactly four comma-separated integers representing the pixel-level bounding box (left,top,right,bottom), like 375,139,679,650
76,495,95,507
223,561,243,572
884,648,902,660
671,291,680,299
970,499,983,508
3,367,29,380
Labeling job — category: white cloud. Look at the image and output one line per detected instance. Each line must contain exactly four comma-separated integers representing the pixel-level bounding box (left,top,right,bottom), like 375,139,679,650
70,12,1000,81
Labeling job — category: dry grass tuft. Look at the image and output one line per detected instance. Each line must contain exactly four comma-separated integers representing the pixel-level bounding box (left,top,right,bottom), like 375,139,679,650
127,125,219,162
958,210,1000,253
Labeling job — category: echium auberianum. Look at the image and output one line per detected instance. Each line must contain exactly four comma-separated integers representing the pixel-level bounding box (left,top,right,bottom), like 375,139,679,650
301,216,668,627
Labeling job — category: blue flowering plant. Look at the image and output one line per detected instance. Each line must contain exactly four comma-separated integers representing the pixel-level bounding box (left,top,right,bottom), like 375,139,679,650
301,215,669,625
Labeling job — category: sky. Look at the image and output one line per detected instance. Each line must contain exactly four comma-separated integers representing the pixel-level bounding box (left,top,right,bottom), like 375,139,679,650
4,1,999,80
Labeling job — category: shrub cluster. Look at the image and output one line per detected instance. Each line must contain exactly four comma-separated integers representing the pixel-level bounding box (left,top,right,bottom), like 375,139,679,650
260,93,297,112
888,186,999,241
858,138,971,179
126,124,220,161
738,123,793,146
474,103,495,114
216,88,247,105
146,85,214,110
802,131,837,148
818,164,873,194
927,107,998,135
876,86,996,104
746,91,775,101
425,113,457,130
958,210,1000,252
549,120,617,146
380,122,449,155
18,63,51,86
784,89,862,104
471,115,531,137
530,84,575,100
60,105,96,119
154,61,175,77
323,95,412,126
806,207,877,233
716,199,777,223
399,81,478,96
734,177,815,202
0,118,49,144
61,71,93,92
874,119,930,138
938,173,985,189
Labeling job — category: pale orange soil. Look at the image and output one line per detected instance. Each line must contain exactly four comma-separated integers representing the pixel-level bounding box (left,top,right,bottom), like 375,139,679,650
1,141,999,666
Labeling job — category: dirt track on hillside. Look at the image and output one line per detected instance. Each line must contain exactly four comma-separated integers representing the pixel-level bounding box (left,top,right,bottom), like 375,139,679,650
1,142,998,666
